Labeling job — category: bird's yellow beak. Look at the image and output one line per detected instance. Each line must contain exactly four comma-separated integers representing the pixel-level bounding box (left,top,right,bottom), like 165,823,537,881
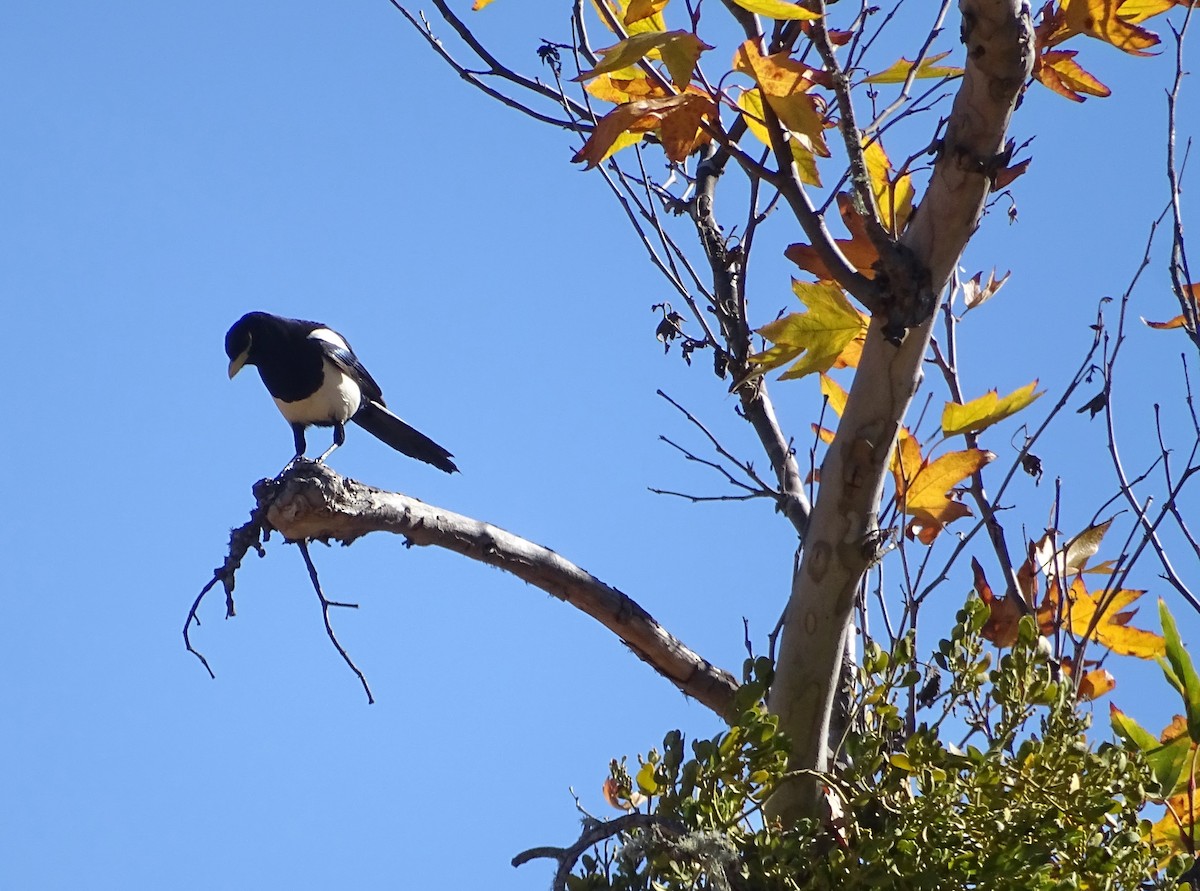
228,348,250,379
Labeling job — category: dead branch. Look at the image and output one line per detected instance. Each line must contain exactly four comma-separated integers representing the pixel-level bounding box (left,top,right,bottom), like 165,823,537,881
236,461,741,717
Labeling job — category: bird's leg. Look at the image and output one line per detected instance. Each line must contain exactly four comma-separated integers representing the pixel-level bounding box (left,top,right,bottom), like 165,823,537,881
292,424,308,460
316,423,346,464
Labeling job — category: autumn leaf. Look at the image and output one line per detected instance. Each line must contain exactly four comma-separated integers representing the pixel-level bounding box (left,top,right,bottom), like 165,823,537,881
1054,579,1165,658
1040,0,1162,55
733,41,831,157
786,193,880,281
748,281,868,381
1142,283,1199,330
737,88,821,186
571,94,714,167
1144,313,1188,329
472,0,495,8
1035,49,1112,101
974,557,1025,647
863,51,964,84
894,439,993,543
862,138,913,235
729,0,820,19
624,0,668,24
961,268,1011,312
576,31,711,89
585,73,667,104
593,0,666,33
1061,657,1115,699
1120,0,1200,24
941,381,1044,437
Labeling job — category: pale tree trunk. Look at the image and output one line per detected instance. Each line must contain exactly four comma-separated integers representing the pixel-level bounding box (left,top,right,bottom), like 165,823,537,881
767,0,1035,820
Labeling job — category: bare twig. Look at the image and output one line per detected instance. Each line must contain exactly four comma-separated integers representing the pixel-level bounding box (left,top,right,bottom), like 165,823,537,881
296,540,375,704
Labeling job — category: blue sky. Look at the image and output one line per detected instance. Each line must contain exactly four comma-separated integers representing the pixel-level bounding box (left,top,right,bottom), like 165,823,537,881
4,2,1199,888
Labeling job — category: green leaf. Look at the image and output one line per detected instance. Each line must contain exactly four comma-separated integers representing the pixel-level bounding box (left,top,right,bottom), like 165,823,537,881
1160,598,1200,742
1109,703,1160,752
1145,735,1192,796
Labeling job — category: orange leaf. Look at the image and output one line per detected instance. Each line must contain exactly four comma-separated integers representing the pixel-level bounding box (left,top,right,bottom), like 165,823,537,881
1035,48,1112,100
572,94,714,167
786,193,880,281
975,557,1024,647
624,0,668,24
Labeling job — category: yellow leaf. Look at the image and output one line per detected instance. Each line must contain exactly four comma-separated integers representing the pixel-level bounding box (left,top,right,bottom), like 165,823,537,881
585,73,666,104
472,0,495,7
733,41,831,157
941,381,1044,436
1061,0,1161,55
863,51,963,84
861,138,913,234
625,0,668,24
748,281,868,381
1058,579,1165,658
1117,0,1196,24
819,373,848,417
894,443,993,542
593,0,666,32
737,88,821,186
577,31,710,88
729,0,819,19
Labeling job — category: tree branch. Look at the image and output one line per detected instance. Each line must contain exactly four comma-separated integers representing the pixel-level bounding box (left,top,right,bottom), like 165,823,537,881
255,462,740,717
767,0,1034,821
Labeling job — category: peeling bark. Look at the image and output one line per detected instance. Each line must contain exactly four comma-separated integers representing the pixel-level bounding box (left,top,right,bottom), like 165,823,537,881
767,0,1034,820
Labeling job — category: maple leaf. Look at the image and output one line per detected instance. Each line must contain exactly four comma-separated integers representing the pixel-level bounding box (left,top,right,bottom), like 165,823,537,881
785,193,880,281
974,557,1025,647
894,438,994,543
862,138,914,235
733,41,831,157
941,381,1044,437
593,0,666,33
1144,313,1188,330
961,268,1011,312
1053,578,1165,657
585,73,667,104
737,88,821,186
624,0,668,24
729,0,820,19
1042,0,1162,55
471,0,495,8
1035,48,1112,100
1142,283,1200,330
572,94,714,167
577,31,712,89
863,51,964,84
748,280,868,381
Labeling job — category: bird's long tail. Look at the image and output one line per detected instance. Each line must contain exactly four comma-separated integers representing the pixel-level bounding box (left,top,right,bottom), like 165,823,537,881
352,402,458,473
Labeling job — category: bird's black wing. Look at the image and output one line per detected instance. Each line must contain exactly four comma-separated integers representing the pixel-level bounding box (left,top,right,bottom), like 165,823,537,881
309,329,387,404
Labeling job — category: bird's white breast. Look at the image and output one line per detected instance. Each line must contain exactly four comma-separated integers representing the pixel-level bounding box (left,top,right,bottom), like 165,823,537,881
274,358,362,425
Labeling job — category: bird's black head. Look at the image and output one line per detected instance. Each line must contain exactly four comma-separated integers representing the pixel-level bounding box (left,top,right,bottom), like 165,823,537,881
225,311,269,378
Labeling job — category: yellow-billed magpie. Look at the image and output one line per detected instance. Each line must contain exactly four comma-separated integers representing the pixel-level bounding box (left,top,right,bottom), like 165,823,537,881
225,311,457,473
